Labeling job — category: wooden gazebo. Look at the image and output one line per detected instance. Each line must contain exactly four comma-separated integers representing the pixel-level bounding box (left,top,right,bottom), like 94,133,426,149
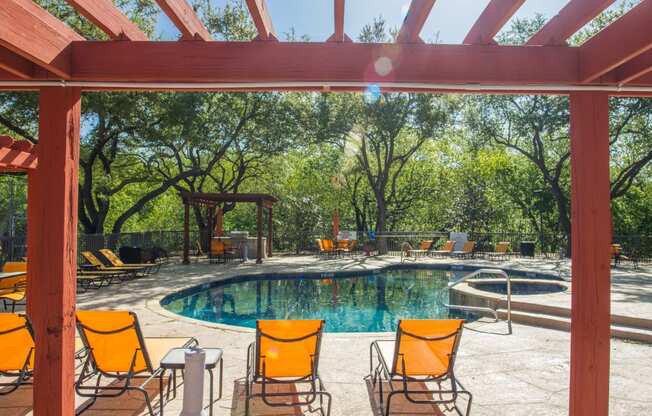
2,0,652,415
180,191,277,264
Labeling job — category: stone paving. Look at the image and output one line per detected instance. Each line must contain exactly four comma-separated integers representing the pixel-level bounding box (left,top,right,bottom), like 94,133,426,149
2,255,651,415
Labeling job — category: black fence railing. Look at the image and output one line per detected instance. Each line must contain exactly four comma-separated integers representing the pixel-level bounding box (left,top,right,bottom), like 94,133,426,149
1,230,651,263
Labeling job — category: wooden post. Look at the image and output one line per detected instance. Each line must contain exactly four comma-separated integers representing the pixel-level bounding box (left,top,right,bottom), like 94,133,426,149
206,206,213,253
267,207,273,258
183,202,190,264
27,87,81,416
256,201,263,264
569,92,612,416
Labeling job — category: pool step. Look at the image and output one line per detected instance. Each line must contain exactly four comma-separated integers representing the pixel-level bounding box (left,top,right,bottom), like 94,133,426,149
496,309,652,343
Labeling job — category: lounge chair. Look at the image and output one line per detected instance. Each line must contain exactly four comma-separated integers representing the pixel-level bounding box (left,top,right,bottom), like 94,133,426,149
1,262,27,312
210,239,239,263
80,251,143,278
485,241,511,261
99,249,160,274
451,241,476,259
431,240,455,257
316,239,331,257
369,319,472,416
323,239,336,256
75,310,198,415
245,320,331,416
0,313,86,395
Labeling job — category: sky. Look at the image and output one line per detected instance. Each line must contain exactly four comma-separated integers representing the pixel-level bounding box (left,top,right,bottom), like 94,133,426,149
154,0,632,43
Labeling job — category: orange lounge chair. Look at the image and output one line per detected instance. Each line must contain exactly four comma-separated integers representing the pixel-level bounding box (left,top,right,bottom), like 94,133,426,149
431,240,456,257
98,249,160,274
75,310,197,415
80,251,142,278
1,262,26,312
245,319,331,416
369,319,471,416
451,241,476,259
485,241,511,260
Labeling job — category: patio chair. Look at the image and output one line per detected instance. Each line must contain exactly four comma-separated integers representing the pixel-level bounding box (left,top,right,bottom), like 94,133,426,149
0,313,86,396
451,241,476,259
75,310,198,415
400,241,432,262
322,239,336,256
431,240,456,257
315,239,331,258
80,251,142,278
1,262,27,312
210,239,239,263
98,249,160,274
485,242,511,261
245,319,331,416
369,319,471,416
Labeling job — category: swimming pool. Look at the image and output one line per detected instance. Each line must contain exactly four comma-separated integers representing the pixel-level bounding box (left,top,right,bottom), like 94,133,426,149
161,268,492,332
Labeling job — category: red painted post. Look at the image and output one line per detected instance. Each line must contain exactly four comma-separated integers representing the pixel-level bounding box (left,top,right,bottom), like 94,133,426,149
569,92,612,416
267,207,273,258
183,202,190,264
27,87,81,416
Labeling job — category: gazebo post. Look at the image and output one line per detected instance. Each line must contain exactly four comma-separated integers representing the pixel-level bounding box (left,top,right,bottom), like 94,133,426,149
267,207,273,258
568,92,611,416
207,205,214,253
183,202,190,264
256,201,263,264
27,87,81,416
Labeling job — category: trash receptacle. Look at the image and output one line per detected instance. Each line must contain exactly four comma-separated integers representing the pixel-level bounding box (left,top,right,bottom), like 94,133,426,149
520,241,536,257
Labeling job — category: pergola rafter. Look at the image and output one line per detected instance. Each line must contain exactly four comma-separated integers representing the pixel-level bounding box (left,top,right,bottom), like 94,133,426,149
0,135,38,171
463,0,525,45
526,0,616,46
64,0,148,41
155,0,212,41
0,0,84,79
0,2,648,416
396,0,436,44
579,0,652,83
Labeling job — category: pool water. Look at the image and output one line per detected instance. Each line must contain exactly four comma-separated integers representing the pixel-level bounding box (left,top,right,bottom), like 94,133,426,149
161,269,477,332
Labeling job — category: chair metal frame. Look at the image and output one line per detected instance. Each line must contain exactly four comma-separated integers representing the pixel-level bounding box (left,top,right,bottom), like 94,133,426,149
369,320,472,416
75,311,197,416
245,321,331,416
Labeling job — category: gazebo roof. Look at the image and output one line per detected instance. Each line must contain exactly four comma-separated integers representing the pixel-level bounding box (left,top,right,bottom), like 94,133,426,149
0,0,652,93
181,191,278,207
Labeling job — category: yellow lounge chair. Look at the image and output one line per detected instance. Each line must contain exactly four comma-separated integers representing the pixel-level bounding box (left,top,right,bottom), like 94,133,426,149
485,241,511,260
431,240,456,257
75,310,197,415
0,313,86,395
80,251,142,278
1,262,27,312
369,319,471,416
451,241,476,259
245,319,331,416
99,249,160,274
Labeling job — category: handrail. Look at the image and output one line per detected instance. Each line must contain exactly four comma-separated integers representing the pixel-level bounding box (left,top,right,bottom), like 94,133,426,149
446,268,512,334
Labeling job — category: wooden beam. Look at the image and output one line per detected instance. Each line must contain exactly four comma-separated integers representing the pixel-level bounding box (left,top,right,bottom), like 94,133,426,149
463,0,525,45
28,86,81,416
0,0,83,79
526,0,615,46
245,0,277,41
0,46,33,79
569,91,611,416
267,207,273,257
256,201,263,264
396,0,436,44
579,0,652,82
155,0,212,41
71,41,580,85
64,0,148,41
0,136,38,172
327,0,350,42
183,202,190,264
614,49,652,85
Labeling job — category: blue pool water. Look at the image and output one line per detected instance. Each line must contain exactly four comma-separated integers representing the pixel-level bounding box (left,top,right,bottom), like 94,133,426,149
161,268,485,332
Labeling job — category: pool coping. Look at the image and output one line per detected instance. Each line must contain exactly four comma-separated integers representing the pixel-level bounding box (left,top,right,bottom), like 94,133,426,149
147,261,562,336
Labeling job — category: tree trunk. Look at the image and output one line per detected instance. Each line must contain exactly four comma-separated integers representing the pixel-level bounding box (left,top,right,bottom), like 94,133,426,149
376,200,387,254
551,181,572,256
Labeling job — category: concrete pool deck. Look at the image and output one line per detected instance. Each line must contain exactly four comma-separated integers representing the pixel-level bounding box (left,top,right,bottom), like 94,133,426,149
3,255,652,415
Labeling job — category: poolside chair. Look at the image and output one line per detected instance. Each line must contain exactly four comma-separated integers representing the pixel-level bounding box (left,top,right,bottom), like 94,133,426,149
315,239,331,258
210,239,239,263
0,313,87,396
80,251,142,278
323,239,336,256
245,319,331,416
451,241,476,259
485,241,511,261
99,249,161,274
369,319,471,416
431,240,456,257
75,310,198,415
1,262,27,312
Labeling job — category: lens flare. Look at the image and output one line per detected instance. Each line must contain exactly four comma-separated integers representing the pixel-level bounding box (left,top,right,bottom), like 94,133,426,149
374,56,393,77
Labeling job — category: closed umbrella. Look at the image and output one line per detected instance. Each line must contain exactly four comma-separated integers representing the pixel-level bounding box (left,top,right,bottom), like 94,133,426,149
332,209,340,240
214,207,223,237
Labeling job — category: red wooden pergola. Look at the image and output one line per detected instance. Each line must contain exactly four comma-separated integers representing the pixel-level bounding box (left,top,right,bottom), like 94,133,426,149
1,0,650,415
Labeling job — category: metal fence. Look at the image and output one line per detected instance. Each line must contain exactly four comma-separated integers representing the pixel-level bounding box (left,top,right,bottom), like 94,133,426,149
1,229,652,263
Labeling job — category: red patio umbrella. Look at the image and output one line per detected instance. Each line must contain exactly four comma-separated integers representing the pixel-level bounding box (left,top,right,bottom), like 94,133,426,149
332,209,340,240
214,207,224,237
